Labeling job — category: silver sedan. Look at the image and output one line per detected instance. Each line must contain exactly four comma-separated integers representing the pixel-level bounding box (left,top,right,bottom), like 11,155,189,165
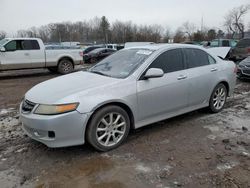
20,44,236,151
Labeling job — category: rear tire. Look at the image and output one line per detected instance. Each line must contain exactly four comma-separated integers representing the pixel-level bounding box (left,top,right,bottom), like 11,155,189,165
58,58,74,74
209,83,227,113
86,105,130,152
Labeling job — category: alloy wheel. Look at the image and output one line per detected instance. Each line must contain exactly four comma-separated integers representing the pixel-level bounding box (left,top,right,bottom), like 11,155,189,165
213,86,226,110
96,113,126,147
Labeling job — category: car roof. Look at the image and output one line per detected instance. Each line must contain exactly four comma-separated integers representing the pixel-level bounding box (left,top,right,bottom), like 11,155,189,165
5,38,41,40
127,43,205,51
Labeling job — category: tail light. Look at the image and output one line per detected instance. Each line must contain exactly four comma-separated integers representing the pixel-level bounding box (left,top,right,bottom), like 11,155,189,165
234,65,237,73
247,48,250,54
79,51,84,57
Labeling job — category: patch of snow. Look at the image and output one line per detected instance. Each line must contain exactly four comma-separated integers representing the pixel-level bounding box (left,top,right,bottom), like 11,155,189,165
135,163,152,173
207,134,216,140
0,108,15,116
217,161,239,171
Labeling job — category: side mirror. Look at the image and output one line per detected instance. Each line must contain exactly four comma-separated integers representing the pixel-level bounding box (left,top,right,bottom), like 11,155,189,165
144,68,164,79
0,47,6,52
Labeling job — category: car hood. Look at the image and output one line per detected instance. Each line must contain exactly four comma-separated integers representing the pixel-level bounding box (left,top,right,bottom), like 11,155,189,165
25,71,120,104
239,56,250,66
206,47,231,59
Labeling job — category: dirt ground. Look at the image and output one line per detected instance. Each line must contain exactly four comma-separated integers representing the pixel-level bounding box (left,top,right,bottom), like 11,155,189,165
0,68,250,188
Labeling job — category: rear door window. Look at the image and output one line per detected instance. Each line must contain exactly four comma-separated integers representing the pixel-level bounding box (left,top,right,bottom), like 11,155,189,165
184,48,210,68
149,49,184,73
21,40,40,50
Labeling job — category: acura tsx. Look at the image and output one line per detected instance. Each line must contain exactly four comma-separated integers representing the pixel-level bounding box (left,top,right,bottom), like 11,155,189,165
20,44,236,151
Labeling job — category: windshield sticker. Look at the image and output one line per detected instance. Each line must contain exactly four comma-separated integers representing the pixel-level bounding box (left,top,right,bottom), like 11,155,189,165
136,50,153,56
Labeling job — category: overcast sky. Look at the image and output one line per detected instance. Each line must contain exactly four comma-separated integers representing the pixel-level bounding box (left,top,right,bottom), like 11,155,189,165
1,0,250,35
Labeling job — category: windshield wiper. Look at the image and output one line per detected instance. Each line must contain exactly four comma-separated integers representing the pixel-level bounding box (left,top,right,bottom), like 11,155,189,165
89,70,111,77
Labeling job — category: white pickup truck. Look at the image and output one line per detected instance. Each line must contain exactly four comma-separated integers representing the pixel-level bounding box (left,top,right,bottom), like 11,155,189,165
0,38,83,74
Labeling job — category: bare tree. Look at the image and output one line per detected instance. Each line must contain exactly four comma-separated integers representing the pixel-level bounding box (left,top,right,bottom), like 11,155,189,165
224,4,250,39
162,26,172,43
182,21,196,41
193,30,206,42
0,30,6,40
174,28,185,43
217,30,225,38
100,16,110,44
207,29,217,41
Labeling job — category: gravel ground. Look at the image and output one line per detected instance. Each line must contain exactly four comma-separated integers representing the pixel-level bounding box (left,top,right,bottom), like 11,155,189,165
0,68,250,188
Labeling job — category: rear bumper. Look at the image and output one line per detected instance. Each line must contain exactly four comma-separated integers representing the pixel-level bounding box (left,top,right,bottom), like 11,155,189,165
20,108,90,148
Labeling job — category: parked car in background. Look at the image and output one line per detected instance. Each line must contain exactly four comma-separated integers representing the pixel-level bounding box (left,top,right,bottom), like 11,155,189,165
182,41,201,45
207,39,237,48
124,42,154,48
105,44,125,50
20,44,236,151
237,56,250,79
0,38,83,74
45,45,80,50
84,48,116,63
82,45,104,55
229,38,250,62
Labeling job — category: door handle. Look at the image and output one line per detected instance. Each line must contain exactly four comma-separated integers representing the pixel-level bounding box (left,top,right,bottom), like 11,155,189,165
177,75,187,80
24,53,30,56
211,68,218,72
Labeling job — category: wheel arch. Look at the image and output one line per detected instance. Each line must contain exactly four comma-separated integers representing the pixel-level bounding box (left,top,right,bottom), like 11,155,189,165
217,80,230,96
85,101,135,138
57,56,74,68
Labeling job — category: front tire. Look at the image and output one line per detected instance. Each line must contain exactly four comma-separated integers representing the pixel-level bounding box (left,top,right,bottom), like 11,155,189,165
58,58,74,74
86,105,130,151
90,57,97,64
209,83,227,113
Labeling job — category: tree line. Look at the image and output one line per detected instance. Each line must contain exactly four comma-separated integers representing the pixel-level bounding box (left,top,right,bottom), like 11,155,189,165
0,4,249,44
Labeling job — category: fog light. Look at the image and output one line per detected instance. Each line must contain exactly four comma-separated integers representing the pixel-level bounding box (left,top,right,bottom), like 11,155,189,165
48,131,55,138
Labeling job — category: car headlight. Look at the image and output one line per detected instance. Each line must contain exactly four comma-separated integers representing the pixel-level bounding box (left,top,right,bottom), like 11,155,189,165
238,64,245,68
34,103,79,115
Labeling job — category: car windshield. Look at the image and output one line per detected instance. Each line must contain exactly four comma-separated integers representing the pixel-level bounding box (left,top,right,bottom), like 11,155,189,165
88,48,154,78
0,39,9,47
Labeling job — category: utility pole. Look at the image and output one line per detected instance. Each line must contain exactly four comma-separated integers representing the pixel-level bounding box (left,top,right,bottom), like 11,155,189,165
201,15,204,32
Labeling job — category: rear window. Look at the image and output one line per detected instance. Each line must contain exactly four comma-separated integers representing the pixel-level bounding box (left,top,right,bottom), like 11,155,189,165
236,39,250,48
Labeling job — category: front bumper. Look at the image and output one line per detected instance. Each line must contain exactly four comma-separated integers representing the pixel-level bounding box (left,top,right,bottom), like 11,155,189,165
237,67,250,78
20,105,90,148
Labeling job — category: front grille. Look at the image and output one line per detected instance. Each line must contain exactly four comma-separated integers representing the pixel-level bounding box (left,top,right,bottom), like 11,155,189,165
22,100,36,113
242,69,250,75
